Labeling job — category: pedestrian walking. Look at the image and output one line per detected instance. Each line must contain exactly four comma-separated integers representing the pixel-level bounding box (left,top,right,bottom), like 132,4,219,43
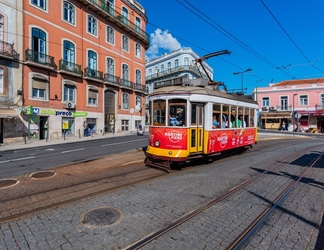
83,121,88,137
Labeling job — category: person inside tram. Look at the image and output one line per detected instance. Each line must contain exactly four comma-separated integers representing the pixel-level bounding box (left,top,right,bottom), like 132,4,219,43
212,116,219,128
177,111,185,126
221,114,227,128
169,114,180,126
233,116,242,128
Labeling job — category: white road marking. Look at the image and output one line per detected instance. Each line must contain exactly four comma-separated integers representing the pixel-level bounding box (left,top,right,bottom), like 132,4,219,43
101,138,146,147
0,156,35,164
61,148,85,154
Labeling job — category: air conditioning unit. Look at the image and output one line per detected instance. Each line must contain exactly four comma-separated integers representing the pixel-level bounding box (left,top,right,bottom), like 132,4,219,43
262,106,269,111
66,102,75,109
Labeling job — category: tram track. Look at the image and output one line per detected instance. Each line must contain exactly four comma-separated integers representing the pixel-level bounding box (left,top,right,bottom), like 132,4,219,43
123,147,323,250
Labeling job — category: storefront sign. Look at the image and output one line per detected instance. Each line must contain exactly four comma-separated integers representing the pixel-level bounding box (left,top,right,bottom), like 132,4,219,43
26,106,88,117
62,120,69,130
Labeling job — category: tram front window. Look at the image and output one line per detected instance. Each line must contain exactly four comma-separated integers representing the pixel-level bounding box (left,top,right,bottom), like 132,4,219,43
152,99,166,126
169,99,186,126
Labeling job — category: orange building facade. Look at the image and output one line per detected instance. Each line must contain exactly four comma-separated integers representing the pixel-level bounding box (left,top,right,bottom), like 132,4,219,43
22,0,149,140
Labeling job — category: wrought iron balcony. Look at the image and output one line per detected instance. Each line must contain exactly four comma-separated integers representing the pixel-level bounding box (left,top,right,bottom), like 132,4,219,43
76,0,150,48
59,59,82,76
25,49,55,69
103,73,120,87
84,67,103,81
0,40,18,60
134,82,148,95
146,65,208,82
120,78,134,90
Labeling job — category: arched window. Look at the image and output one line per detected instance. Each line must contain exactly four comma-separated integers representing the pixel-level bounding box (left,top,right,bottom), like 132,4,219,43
63,1,75,24
135,17,141,32
87,15,97,35
136,69,141,84
184,57,189,66
88,50,97,69
122,64,129,80
122,92,129,109
122,35,129,52
135,43,141,58
107,58,114,75
63,40,75,63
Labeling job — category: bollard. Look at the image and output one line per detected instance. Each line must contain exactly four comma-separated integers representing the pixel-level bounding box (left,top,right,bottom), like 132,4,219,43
24,132,26,144
64,130,66,140
79,129,81,139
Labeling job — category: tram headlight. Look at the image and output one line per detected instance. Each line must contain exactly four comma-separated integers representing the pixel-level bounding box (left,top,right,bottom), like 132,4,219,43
154,140,160,147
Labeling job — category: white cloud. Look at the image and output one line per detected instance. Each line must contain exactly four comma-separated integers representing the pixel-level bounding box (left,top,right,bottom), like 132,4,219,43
146,28,182,61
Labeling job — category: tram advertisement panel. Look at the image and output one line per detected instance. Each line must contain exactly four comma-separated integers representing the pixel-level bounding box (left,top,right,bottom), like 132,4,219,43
207,128,256,153
149,127,188,150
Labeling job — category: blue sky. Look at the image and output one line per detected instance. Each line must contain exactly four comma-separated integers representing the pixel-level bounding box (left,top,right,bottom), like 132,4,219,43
137,0,324,94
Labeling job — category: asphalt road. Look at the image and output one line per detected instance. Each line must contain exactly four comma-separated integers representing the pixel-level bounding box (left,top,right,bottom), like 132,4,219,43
0,135,148,179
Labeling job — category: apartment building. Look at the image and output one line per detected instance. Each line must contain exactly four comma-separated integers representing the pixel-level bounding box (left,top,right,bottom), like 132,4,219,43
0,0,23,144
254,78,324,132
145,47,214,123
1,0,149,144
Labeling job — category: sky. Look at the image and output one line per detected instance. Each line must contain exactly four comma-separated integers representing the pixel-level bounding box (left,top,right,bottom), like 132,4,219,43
137,0,324,94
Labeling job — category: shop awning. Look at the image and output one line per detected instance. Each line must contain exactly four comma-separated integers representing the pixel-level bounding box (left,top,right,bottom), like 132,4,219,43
0,108,18,118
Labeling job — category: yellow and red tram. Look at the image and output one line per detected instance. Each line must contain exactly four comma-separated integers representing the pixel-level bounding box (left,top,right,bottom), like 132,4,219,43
145,84,259,171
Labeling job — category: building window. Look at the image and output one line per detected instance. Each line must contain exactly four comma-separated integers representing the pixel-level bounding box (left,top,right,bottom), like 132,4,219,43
135,17,141,32
107,26,114,45
107,0,114,8
135,95,141,111
88,50,97,69
122,6,128,20
136,69,141,84
32,0,46,10
149,69,152,75
0,15,4,42
167,62,171,72
32,28,46,58
63,40,75,63
299,95,308,105
63,84,75,102
122,64,129,80
121,119,129,131
88,87,98,105
122,35,129,52
87,15,97,35
0,68,4,94
122,92,129,109
135,43,141,58
175,59,179,69
31,75,48,99
321,94,324,108
262,97,269,107
184,57,189,66
107,58,114,75
161,64,164,73
280,96,288,110
63,1,75,24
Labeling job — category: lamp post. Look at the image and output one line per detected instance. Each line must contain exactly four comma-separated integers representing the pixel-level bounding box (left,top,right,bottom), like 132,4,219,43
292,94,298,131
233,68,252,93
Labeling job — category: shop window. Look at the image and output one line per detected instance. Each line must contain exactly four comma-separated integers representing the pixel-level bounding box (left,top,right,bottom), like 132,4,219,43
121,119,129,131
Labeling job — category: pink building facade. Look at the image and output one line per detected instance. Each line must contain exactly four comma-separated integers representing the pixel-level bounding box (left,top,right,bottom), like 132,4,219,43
254,78,324,133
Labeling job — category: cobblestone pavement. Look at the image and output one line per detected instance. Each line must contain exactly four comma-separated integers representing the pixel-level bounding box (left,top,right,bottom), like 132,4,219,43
0,139,324,249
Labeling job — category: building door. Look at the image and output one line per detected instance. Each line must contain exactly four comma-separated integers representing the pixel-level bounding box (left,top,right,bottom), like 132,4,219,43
39,116,49,140
105,89,116,132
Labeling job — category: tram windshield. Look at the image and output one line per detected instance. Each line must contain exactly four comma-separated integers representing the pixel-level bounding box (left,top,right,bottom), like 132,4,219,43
152,99,166,125
169,99,186,126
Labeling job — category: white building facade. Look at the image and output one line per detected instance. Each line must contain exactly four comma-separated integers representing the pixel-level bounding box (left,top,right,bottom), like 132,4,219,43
145,47,214,123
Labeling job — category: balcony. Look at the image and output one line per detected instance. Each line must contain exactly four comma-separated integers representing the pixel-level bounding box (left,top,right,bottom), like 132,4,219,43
76,0,150,49
103,73,120,87
25,49,55,69
84,67,103,82
120,79,134,90
146,65,208,82
0,40,18,60
134,82,148,95
59,59,82,77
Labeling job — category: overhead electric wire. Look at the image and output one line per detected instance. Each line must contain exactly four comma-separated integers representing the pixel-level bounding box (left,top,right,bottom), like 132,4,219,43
176,0,295,79
260,0,324,74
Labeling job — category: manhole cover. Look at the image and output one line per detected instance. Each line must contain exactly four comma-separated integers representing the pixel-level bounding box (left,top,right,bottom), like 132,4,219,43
0,179,19,189
29,171,55,179
80,207,124,228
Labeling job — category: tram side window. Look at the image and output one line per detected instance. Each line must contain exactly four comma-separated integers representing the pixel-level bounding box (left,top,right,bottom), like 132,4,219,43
212,104,221,128
222,105,230,128
250,109,255,127
153,99,166,126
169,99,186,126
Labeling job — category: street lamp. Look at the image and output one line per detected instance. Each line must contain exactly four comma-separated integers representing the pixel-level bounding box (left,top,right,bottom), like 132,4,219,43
233,68,252,93
292,94,298,131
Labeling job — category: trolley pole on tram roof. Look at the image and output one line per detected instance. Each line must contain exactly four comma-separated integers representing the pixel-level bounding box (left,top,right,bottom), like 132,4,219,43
233,68,252,94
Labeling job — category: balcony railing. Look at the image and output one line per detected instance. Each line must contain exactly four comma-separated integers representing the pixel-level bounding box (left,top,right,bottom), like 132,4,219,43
0,40,16,59
77,0,149,47
25,49,55,68
120,79,134,89
84,67,103,80
59,59,82,76
146,65,208,81
104,73,120,86
134,82,148,93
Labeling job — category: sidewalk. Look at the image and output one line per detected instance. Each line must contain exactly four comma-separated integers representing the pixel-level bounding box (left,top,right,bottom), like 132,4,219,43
0,130,137,152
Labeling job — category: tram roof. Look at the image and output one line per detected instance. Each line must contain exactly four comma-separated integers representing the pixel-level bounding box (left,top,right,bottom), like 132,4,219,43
149,86,258,105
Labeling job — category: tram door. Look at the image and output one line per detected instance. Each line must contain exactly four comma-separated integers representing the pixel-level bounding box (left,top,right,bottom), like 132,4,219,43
189,103,204,153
